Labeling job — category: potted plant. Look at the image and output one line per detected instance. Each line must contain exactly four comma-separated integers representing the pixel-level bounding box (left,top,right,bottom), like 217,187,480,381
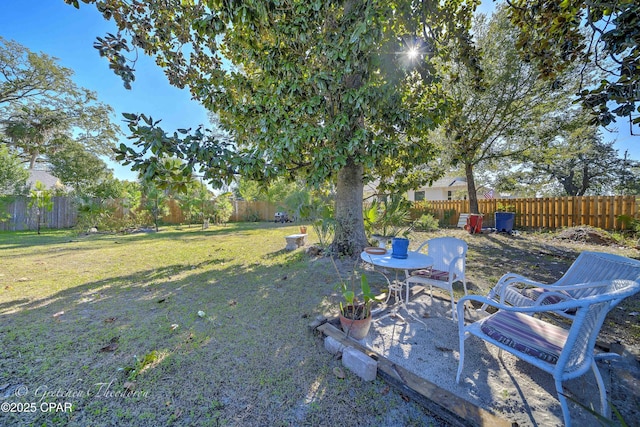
336,273,379,340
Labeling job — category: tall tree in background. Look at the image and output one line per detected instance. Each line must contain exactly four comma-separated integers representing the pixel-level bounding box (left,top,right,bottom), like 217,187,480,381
437,8,572,214
505,0,640,130
0,36,77,107
3,105,67,168
0,144,28,195
234,177,267,202
140,179,168,232
48,139,113,196
0,38,119,168
68,0,481,256
617,151,640,195
521,110,636,196
2,100,118,168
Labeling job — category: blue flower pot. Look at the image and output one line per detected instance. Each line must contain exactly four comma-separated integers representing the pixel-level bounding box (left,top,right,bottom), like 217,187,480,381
391,237,409,259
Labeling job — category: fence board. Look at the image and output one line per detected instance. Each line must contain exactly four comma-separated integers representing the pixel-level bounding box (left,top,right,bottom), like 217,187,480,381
1,195,638,232
422,196,638,231
0,196,77,231
230,200,278,222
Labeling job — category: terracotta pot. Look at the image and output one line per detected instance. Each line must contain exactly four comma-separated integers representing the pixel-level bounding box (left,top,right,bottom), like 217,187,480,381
339,305,372,340
299,226,307,234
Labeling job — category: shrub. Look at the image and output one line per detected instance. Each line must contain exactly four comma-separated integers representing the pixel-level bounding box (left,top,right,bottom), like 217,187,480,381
244,208,261,222
211,195,233,224
413,213,439,232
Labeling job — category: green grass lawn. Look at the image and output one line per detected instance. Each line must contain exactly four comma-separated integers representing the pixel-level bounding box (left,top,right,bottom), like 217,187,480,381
2,223,638,426
0,223,440,427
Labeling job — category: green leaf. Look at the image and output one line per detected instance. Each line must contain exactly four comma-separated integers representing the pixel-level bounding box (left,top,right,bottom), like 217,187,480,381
122,112,138,120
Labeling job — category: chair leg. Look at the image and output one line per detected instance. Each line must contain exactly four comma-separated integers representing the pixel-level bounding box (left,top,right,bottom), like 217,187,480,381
555,379,572,427
456,335,465,383
405,280,410,303
449,287,456,321
591,362,609,418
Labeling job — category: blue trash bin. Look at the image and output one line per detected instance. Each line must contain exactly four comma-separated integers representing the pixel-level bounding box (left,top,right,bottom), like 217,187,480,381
495,212,515,233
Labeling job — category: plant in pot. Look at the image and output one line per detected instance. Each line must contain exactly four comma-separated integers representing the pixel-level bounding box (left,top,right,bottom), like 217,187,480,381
336,273,379,340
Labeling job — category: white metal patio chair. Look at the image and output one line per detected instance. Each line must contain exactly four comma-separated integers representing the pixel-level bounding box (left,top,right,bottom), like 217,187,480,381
482,251,640,319
405,237,468,320
456,279,640,427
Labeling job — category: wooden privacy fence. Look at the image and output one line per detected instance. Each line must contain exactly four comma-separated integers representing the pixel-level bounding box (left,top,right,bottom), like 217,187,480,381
0,196,77,231
424,196,638,230
1,196,637,232
230,200,278,222
0,197,279,231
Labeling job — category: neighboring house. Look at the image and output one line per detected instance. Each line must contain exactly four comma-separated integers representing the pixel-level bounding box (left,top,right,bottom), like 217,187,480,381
408,176,468,201
26,169,67,192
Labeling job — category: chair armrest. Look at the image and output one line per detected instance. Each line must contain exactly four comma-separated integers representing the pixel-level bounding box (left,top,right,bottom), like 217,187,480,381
457,294,583,325
493,275,613,294
543,281,610,292
532,290,573,306
488,273,547,302
495,273,547,289
508,280,613,305
459,279,635,323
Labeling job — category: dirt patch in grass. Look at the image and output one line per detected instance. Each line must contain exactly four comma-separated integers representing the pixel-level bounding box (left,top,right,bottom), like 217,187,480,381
0,224,638,426
554,225,619,246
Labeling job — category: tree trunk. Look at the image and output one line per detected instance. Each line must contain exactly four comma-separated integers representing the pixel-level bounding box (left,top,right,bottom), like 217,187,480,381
153,197,159,232
330,157,368,257
465,162,480,214
29,153,38,170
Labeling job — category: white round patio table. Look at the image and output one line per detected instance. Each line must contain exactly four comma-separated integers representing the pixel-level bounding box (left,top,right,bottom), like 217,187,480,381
360,250,434,303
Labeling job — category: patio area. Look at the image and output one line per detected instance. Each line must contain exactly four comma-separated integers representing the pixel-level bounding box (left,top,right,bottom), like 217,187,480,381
321,286,640,427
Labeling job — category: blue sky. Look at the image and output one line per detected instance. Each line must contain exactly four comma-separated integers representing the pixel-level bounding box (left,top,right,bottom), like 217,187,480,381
1,0,210,181
1,1,638,183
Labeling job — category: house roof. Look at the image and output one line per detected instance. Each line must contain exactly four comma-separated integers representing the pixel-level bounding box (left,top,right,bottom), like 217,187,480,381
26,169,65,191
418,176,467,190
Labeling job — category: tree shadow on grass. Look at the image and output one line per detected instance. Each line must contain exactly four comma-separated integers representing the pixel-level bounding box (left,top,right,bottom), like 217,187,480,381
0,250,386,426
466,232,579,286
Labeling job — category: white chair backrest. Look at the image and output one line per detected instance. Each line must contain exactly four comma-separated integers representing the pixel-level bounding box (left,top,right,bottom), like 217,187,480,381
557,252,640,298
560,279,640,375
425,237,467,275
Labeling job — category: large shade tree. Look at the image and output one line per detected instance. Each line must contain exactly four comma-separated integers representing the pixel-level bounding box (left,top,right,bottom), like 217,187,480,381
435,7,573,214
519,110,637,196
67,0,480,255
504,0,640,130
0,38,120,168
0,144,28,195
48,139,113,196
3,101,118,169
0,36,77,107
3,105,67,169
